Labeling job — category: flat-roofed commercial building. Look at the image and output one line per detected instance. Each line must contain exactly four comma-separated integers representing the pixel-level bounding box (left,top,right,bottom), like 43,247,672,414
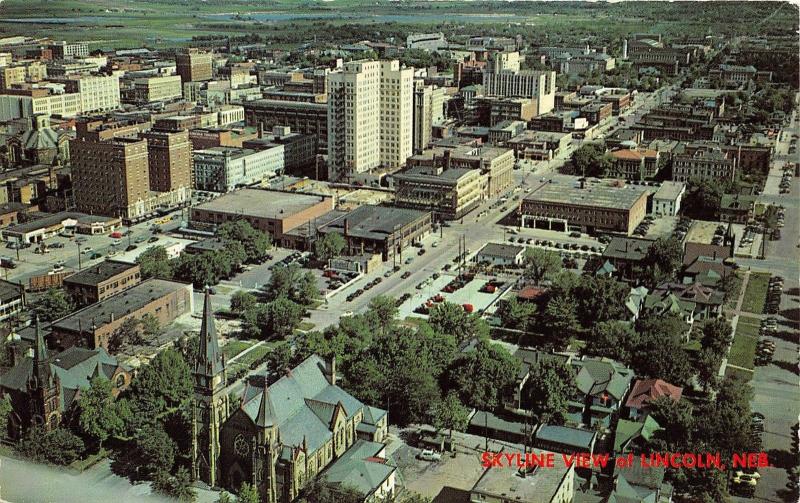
176,49,212,83
394,165,484,220
192,146,284,193
470,448,574,503
63,260,142,307
133,75,182,104
520,176,648,235
671,147,737,183
317,204,431,261
48,278,193,352
189,188,333,247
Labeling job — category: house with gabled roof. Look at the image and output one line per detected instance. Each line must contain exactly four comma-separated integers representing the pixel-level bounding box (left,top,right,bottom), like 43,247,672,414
569,356,634,428
613,416,662,455
625,379,683,420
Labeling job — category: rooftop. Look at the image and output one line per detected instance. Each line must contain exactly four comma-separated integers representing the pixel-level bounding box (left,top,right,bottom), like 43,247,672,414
471,448,571,501
50,279,190,334
63,260,139,287
192,188,332,220
477,242,525,259
523,177,648,211
653,181,685,201
319,205,429,242
535,424,596,450
602,237,653,261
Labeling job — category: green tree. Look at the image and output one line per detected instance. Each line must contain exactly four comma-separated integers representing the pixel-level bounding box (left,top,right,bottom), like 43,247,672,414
264,296,304,338
297,478,363,503
633,313,692,386
136,246,173,279
216,492,235,503
237,482,260,503
696,377,759,459
573,275,629,327
522,248,562,285
131,424,176,478
684,178,723,220
314,232,346,262
153,466,195,502
445,339,519,411
141,313,161,340
172,252,219,288
17,426,85,465
33,288,73,322
542,296,579,349
572,143,612,177
230,290,257,314
521,360,575,424
700,318,733,357
366,295,399,329
495,297,537,331
428,302,489,344
587,321,638,364
648,396,694,451
643,237,683,286
128,348,192,421
266,264,318,305
76,376,127,448
218,221,271,263
266,340,293,374
109,317,143,352
431,391,470,437
0,396,11,438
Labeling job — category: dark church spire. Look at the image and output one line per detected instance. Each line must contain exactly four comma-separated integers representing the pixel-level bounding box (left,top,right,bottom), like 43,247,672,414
195,289,224,378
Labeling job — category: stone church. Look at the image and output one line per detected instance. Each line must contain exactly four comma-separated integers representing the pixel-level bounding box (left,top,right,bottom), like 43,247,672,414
192,291,392,502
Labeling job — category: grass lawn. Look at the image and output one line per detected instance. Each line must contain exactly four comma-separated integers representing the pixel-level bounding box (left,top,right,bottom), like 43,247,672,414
725,366,753,383
296,321,315,332
728,316,760,370
234,343,271,369
221,340,254,360
741,273,771,314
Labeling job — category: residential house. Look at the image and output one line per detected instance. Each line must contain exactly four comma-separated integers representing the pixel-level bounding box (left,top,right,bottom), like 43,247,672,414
625,379,683,420
569,357,635,428
613,416,662,455
601,237,653,282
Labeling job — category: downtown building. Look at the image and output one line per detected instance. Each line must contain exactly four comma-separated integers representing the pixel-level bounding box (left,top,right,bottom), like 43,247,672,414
176,48,213,83
482,51,557,115
327,60,413,181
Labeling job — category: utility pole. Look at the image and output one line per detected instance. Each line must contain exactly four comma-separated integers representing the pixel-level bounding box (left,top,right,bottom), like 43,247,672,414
77,243,82,271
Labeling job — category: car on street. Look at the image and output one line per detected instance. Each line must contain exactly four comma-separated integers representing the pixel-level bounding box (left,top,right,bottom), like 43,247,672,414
401,271,412,279
81,247,93,254
49,242,65,249
148,236,159,243
418,449,442,462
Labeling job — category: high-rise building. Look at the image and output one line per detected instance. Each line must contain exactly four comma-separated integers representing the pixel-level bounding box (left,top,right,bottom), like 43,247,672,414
71,135,150,219
141,129,193,193
176,49,213,83
49,41,89,59
0,65,26,90
482,51,557,114
61,74,120,113
379,60,414,170
413,80,447,153
327,60,413,180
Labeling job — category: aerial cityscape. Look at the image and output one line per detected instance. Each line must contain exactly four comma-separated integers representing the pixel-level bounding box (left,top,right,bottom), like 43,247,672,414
0,1,797,502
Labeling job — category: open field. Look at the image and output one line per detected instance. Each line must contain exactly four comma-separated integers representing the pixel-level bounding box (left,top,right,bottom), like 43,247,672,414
0,0,795,49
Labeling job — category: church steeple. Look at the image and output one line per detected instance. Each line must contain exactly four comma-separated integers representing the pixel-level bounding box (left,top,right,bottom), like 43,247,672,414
192,288,229,488
29,317,51,389
195,288,225,380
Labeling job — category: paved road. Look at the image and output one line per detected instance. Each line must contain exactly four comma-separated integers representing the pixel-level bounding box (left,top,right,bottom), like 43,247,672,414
733,108,800,503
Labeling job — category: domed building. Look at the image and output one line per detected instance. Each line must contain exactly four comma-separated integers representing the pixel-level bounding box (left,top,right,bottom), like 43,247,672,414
5,115,70,168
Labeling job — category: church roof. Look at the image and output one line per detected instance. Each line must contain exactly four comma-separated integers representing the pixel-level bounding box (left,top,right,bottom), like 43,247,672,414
196,289,224,377
239,355,377,455
322,440,395,496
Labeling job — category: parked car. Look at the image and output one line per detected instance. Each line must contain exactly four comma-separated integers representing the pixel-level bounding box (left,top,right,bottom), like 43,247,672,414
569,232,582,238
418,449,442,462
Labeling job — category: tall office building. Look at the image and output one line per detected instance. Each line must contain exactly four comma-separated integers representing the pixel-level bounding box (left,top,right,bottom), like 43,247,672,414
141,129,193,193
71,135,150,219
482,51,557,115
413,80,447,153
379,60,414,171
327,60,412,180
61,74,121,113
176,49,213,83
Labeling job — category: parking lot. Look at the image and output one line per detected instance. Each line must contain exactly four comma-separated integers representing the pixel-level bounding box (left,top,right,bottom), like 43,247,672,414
396,273,508,320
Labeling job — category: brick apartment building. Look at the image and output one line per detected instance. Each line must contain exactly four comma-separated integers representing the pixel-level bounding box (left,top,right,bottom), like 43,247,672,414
48,278,193,352
62,260,142,307
141,129,193,193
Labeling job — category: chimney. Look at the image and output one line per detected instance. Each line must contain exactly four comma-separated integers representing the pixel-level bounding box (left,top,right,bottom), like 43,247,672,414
329,355,336,386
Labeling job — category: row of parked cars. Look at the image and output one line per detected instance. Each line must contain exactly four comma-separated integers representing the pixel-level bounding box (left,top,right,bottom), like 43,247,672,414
779,170,792,194
345,276,382,302
632,215,655,237
755,316,778,366
764,275,783,315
